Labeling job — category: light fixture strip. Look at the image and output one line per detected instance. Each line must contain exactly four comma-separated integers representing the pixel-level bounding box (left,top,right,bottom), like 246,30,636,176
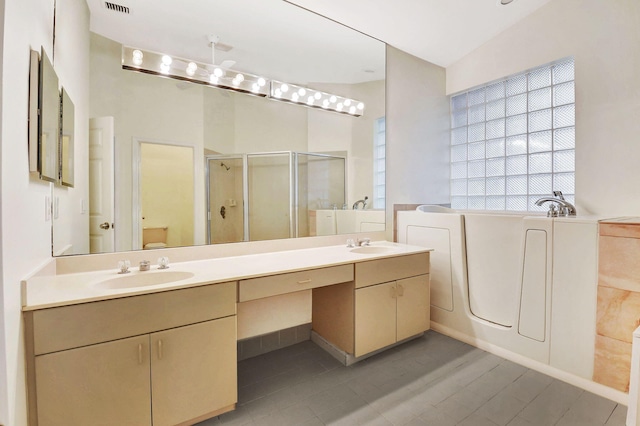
122,46,365,117
121,46,269,97
270,80,365,117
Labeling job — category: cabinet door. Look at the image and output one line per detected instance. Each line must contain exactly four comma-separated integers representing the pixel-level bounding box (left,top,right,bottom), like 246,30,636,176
355,282,397,357
35,335,151,426
150,316,237,426
396,275,430,342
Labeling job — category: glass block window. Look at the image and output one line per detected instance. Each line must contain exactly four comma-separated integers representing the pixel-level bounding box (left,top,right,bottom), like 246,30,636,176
450,59,575,212
373,117,386,209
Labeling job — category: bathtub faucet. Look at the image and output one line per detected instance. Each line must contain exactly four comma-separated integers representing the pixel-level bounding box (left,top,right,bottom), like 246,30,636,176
352,196,369,210
535,192,577,217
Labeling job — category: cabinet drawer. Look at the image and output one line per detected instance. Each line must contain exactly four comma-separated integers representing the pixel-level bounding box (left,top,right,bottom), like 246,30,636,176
355,253,429,288
30,281,236,355
239,265,353,302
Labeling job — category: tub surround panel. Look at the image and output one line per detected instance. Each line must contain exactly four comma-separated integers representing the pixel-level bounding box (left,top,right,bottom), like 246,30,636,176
550,220,598,380
598,235,640,292
596,286,640,344
594,335,633,393
595,219,640,393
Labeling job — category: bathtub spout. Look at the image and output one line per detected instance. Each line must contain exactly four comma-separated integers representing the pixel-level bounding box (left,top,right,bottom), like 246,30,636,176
535,196,577,216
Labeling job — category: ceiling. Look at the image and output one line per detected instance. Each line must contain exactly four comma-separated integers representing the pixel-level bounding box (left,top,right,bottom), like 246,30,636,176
285,0,552,67
87,0,551,84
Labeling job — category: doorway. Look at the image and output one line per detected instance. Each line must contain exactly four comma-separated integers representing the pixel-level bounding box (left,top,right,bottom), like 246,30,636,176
137,142,195,249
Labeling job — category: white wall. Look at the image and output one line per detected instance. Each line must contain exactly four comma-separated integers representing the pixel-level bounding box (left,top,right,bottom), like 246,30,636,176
447,0,640,216
0,0,90,424
385,46,451,240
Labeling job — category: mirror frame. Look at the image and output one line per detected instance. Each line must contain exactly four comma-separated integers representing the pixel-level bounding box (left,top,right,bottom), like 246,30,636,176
38,47,60,183
60,88,75,187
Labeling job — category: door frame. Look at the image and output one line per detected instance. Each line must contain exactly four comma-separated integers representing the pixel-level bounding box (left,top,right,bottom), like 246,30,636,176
132,137,199,250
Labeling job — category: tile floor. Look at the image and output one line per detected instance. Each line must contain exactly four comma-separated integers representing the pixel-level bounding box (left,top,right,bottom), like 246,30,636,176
197,331,627,426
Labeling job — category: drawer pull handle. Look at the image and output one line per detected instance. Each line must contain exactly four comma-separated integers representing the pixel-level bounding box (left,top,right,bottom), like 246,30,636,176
158,340,163,360
297,279,312,284
391,287,397,299
397,284,405,297
138,344,143,364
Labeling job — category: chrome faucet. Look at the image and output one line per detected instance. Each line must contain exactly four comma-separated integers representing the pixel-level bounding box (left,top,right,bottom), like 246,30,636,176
352,196,369,210
357,238,371,246
534,191,577,217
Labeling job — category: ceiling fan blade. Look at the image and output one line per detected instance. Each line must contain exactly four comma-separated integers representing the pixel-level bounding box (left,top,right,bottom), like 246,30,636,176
220,59,236,69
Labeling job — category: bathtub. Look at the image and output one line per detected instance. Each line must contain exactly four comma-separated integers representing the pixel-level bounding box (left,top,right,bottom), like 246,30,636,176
397,207,616,401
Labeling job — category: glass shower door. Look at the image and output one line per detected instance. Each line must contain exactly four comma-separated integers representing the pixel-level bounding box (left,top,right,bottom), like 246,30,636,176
247,152,294,241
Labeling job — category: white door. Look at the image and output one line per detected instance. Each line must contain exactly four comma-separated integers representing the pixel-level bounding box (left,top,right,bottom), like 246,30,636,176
89,117,115,253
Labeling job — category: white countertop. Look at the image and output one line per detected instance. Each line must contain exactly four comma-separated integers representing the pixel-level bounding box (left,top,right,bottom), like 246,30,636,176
22,241,432,311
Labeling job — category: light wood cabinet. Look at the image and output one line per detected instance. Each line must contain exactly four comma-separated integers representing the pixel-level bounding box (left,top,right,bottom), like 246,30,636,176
313,252,430,359
35,335,152,426
151,317,237,426
25,282,237,426
354,275,430,357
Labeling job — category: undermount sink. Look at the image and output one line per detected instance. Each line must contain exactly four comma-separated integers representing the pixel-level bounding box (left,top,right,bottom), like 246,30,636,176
93,270,195,290
350,246,398,254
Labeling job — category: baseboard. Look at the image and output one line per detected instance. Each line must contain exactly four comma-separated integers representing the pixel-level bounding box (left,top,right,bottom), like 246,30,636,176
431,321,629,406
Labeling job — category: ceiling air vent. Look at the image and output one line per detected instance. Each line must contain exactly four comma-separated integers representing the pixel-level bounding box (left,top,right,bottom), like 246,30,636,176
104,1,130,14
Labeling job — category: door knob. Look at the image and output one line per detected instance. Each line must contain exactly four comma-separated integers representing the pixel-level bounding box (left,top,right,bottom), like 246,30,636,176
99,222,111,230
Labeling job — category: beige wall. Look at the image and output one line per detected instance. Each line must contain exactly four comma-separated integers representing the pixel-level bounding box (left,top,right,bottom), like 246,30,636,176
385,46,451,240
447,0,640,216
1,0,90,424
141,143,195,248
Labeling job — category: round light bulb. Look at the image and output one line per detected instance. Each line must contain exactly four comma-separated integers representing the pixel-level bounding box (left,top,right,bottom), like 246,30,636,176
252,83,260,92
213,68,224,78
344,99,352,107
235,73,245,82
132,50,143,66
161,55,172,66
298,88,306,96
292,93,299,102
314,92,322,100
337,103,344,112
274,89,282,98
307,96,315,105
281,84,289,93
357,102,365,110
160,63,170,74
186,62,197,76
349,106,356,114
329,95,337,103
210,75,219,84
258,78,266,87
322,100,329,108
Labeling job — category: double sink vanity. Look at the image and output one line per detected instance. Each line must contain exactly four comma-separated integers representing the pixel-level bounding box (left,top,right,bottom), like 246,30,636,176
22,240,431,426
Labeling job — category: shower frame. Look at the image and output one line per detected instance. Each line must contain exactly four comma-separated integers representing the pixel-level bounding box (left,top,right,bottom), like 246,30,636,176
205,151,346,244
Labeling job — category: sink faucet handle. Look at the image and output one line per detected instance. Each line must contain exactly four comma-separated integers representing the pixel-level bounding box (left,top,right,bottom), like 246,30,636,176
139,260,150,271
157,256,170,269
357,238,371,246
552,190,565,200
118,260,131,274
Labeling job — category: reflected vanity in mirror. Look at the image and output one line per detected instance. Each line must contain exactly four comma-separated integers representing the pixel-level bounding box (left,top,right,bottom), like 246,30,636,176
54,0,386,256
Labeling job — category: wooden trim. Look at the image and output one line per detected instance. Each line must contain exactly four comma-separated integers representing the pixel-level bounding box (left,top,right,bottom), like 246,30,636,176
599,222,640,239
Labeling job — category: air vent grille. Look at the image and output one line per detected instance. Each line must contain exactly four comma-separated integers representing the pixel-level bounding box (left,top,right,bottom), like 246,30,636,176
104,1,130,14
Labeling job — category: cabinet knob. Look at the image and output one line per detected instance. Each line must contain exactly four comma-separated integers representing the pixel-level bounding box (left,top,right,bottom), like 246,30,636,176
158,339,163,360
138,343,143,364
397,284,405,297
99,222,111,230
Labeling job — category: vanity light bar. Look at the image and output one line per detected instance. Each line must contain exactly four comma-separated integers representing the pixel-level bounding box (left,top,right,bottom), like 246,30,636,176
270,80,364,117
121,46,365,117
121,46,270,97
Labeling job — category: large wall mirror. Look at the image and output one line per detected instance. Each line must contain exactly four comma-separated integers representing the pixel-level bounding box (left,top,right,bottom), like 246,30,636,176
55,0,385,255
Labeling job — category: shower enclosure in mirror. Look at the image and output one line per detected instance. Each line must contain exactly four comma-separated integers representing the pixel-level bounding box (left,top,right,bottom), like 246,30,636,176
207,152,346,244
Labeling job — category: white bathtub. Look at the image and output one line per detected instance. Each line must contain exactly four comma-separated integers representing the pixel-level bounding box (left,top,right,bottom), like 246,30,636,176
397,207,618,402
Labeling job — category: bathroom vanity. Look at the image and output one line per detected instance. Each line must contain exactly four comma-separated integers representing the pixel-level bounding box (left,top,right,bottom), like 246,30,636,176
22,241,430,426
